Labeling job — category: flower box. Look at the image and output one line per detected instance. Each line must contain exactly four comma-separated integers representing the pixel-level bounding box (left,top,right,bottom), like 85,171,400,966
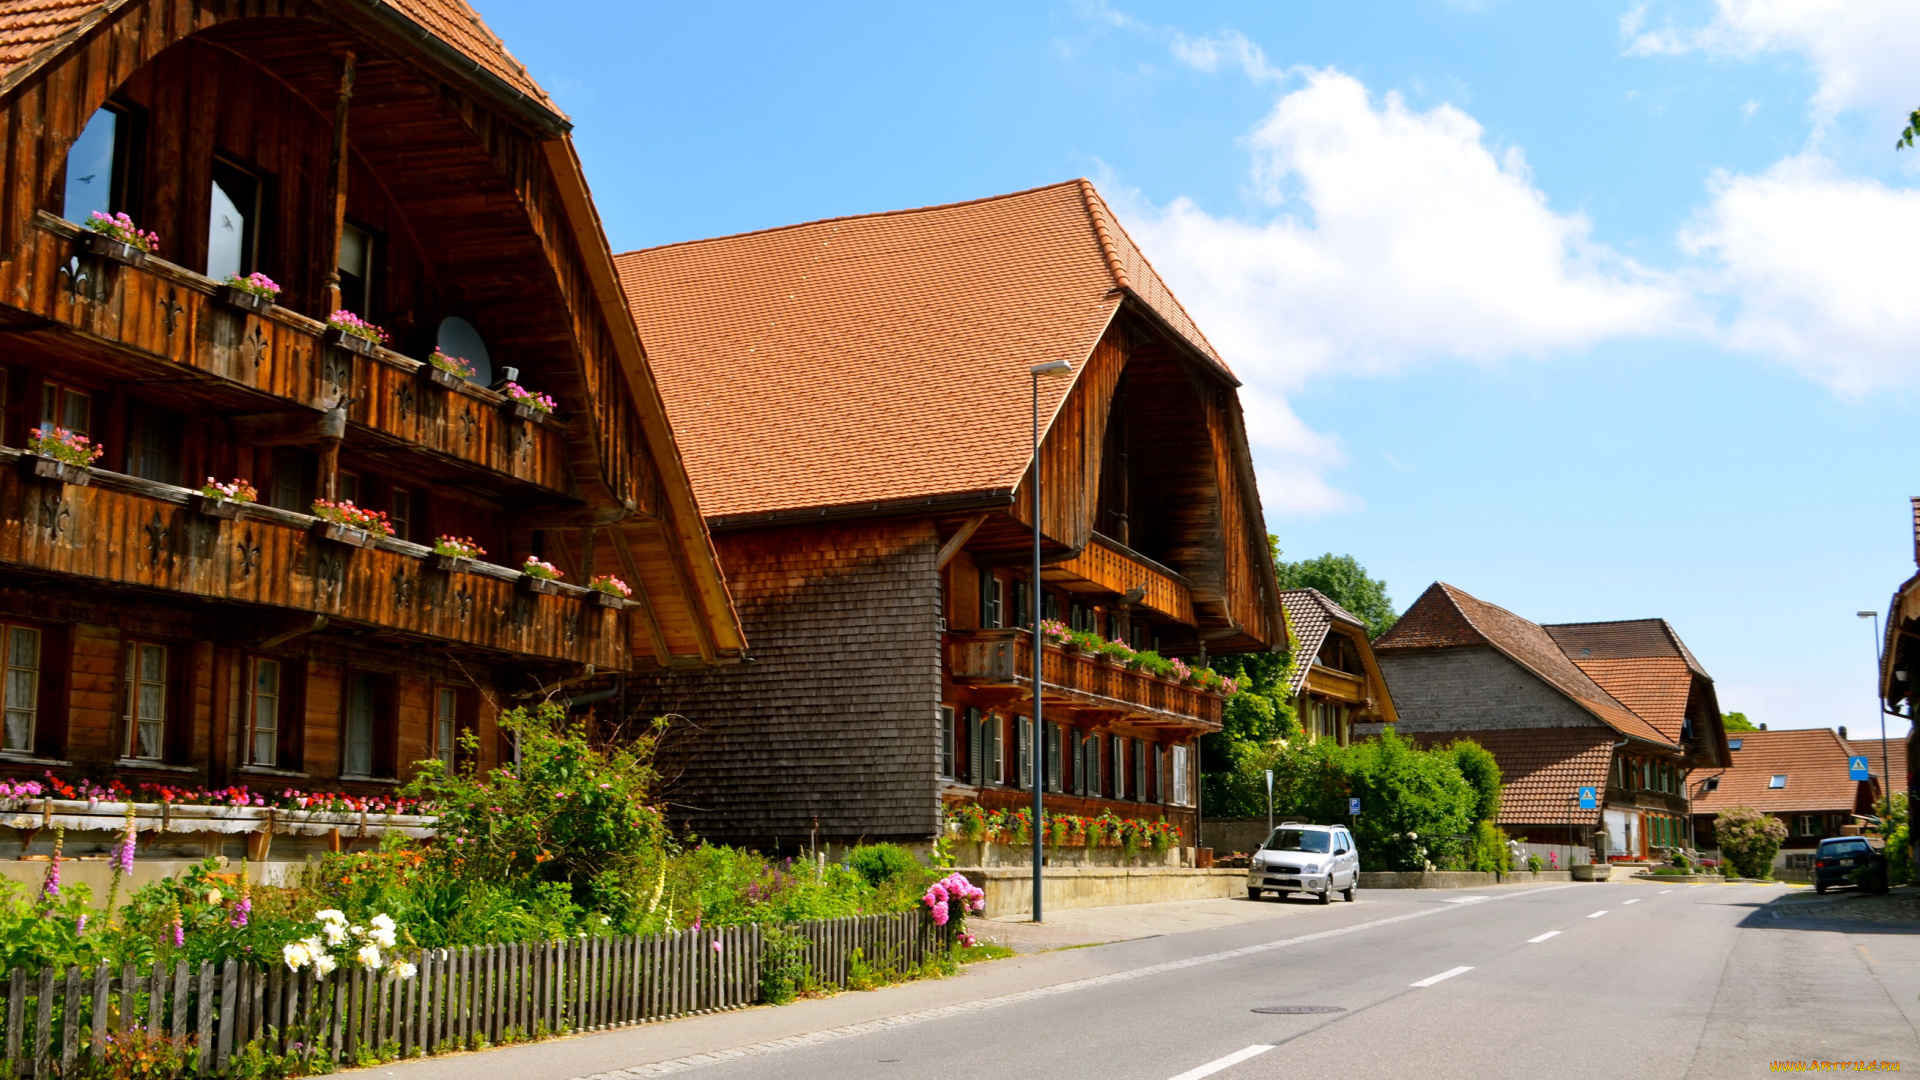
322,327,378,357
28,456,91,486
82,231,148,267
312,521,377,549
429,554,472,574
520,574,560,596
189,493,248,520
508,400,548,423
425,366,468,391
215,284,274,316
589,590,627,609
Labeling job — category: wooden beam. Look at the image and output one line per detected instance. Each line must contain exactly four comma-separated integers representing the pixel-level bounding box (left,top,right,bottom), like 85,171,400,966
935,513,989,569
226,408,344,446
645,519,718,665
320,51,356,315
610,524,671,668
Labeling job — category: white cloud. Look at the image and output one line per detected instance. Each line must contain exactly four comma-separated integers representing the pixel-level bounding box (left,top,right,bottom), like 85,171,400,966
1116,69,1688,390
1169,31,1285,83
1623,0,1920,125
1683,154,1920,393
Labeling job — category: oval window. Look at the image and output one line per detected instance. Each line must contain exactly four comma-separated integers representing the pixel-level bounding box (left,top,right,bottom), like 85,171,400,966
435,317,493,386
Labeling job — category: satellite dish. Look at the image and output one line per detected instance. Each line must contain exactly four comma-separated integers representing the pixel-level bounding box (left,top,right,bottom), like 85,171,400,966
435,317,493,386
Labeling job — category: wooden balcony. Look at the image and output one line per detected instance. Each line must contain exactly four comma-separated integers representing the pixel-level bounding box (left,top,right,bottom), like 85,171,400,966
948,628,1223,730
0,448,626,667
1304,664,1367,703
7,214,570,495
1048,533,1193,622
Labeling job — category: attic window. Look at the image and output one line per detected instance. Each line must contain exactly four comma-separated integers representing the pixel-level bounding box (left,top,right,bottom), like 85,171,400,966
1705,777,1720,792
1768,774,1786,789
1728,738,1743,750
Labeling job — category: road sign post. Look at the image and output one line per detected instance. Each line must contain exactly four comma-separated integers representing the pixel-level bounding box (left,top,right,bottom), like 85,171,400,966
1265,770,1274,839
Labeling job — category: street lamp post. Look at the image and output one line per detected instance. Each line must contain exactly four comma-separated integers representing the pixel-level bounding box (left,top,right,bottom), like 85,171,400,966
1857,611,1893,813
1030,359,1073,924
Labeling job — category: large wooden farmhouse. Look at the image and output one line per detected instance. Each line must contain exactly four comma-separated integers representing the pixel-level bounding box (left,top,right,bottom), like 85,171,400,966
0,0,743,810
1371,583,1729,857
617,181,1284,851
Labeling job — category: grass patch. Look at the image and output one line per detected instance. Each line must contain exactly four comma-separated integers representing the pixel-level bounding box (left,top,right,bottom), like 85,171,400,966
956,942,1015,963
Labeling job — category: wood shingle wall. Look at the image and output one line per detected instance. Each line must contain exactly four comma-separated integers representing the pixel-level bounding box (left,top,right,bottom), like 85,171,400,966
629,519,942,846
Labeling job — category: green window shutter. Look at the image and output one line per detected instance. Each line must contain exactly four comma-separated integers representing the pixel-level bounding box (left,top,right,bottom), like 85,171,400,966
1045,722,1061,793
990,716,1004,785
1016,716,1032,790
968,706,984,786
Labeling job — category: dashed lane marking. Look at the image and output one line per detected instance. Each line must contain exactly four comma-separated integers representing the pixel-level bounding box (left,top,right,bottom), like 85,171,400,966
1168,1045,1274,1080
1588,910,1609,918
1526,931,1561,943
1411,966,1474,988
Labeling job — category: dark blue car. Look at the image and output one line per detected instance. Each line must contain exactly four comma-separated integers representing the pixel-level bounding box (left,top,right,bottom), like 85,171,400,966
1813,837,1888,894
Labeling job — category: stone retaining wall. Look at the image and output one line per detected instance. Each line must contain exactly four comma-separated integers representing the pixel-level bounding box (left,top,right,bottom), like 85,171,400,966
955,866,1246,918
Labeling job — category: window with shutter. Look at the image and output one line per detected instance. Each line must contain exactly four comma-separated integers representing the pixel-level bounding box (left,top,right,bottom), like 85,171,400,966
967,707,984,786
1011,580,1032,631
1133,739,1146,801
1154,745,1165,804
1111,735,1126,799
1081,732,1097,796
1043,592,1061,622
989,715,1004,785
124,641,169,761
1045,721,1062,793
938,705,955,778
1172,744,1190,805
1016,716,1032,790
980,572,1002,629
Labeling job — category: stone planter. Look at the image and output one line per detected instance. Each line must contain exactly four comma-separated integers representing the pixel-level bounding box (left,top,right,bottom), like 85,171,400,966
429,554,473,574
520,574,561,596
82,231,148,267
311,521,377,549
322,327,378,357
215,285,274,316
27,456,91,486
1571,863,1611,882
189,494,248,520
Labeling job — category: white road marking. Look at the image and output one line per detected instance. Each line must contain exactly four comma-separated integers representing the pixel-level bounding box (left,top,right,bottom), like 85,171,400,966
1168,1045,1275,1080
1659,889,1674,894
1588,910,1609,918
1411,965,1474,987
1623,898,1642,905
1527,931,1561,943
1442,895,1490,904
569,884,1582,1079
1690,884,1707,888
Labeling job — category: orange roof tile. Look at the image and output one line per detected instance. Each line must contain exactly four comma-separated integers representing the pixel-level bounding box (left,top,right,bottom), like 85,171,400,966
0,0,555,114
1843,735,1908,798
1564,657,1692,742
614,180,1230,521
1279,588,1367,697
1376,583,1675,747
1407,728,1616,827
1691,728,1863,815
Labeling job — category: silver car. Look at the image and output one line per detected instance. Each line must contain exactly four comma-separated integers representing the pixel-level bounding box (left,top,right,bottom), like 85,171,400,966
1247,823,1359,904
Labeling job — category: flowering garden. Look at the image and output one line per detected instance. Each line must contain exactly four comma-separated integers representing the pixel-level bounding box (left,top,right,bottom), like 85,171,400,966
943,802,1183,855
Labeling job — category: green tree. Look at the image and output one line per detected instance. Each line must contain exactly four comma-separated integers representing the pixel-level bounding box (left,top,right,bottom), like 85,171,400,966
1715,806,1787,879
1721,711,1756,733
1271,541,1398,639
1445,740,1503,823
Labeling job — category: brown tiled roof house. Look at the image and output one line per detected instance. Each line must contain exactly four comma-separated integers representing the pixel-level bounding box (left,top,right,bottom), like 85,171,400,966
617,181,1285,858
1367,583,1729,858
1278,588,1396,745
0,0,747,870
1690,728,1887,871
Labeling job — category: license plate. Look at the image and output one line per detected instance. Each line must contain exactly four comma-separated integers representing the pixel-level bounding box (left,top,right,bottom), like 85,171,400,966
1842,858,1858,866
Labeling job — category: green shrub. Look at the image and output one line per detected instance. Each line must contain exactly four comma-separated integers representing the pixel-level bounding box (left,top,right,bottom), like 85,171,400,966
1715,806,1787,879
1445,740,1503,824
758,926,809,1005
1465,820,1511,874
1526,854,1544,873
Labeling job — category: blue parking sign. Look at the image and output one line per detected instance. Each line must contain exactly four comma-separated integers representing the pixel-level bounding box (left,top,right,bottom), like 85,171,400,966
1849,756,1871,782
1578,787,1598,809
1348,797,1361,816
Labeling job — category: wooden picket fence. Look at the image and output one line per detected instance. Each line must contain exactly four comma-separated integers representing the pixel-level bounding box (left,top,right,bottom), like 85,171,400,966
0,910,947,1075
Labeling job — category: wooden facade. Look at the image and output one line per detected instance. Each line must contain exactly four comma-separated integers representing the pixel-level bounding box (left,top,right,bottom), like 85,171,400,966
1278,588,1397,747
0,0,743,806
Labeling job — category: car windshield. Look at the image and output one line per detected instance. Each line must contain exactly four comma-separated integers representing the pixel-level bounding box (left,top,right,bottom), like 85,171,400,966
1820,840,1870,856
1263,828,1331,853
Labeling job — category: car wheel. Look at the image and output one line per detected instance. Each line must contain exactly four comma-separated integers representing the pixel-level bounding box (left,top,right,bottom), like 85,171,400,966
1317,886,1332,905
1248,887,1262,900
1815,882,1828,894
1273,891,1289,901
1343,881,1356,902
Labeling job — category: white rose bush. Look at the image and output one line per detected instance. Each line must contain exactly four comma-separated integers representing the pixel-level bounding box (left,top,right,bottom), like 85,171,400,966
282,909,418,981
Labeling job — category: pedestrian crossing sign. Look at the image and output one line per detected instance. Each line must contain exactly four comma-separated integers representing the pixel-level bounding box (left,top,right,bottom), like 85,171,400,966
1578,787,1597,809
1849,756,1871,781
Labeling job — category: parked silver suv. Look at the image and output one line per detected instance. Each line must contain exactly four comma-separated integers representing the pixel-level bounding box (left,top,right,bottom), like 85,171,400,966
1247,823,1359,904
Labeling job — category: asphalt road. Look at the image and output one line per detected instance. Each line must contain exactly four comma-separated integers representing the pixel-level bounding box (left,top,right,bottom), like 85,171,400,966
358,881,1920,1080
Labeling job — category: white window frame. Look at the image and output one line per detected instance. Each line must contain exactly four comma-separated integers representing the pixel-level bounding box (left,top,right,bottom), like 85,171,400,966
1046,722,1062,793
123,641,168,761
1172,744,1191,806
988,714,1004,786
435,686,459,768
1015,716,1032,791
248,657,281,767
1111,734,1126,800
344,672,379,778
938,705,955,778
1768,774,1787,790
2,623,42,755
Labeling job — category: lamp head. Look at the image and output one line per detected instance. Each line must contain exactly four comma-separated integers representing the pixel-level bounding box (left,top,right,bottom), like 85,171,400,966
1858,611,1879,618
1030,360,1073,378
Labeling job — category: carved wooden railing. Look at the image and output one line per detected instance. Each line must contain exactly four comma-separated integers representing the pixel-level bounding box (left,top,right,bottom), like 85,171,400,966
1053,533,1194,623
0,449,625,666
14,215,570,494
947,629,1224,729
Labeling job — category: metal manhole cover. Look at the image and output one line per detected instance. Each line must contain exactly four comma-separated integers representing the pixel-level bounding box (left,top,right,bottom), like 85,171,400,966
1251,1005,1347,1015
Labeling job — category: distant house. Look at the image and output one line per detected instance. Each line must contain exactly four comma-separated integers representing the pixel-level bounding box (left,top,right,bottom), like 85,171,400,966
1689,728,1889,872
1873,497,1920,881
1368,583,1729,857
616,181,1284,851
1278,589,1396,745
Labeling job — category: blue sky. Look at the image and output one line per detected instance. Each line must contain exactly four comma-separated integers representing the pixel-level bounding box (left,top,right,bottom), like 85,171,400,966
482,0,1920,738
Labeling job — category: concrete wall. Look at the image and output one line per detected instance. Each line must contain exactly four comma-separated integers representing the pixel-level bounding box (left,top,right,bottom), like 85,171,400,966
957,867,1246,918
1373,645,1600,732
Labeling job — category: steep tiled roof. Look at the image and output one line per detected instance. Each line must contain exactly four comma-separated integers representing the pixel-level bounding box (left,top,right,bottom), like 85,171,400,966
1406,728,1615,827
1376,583,1674,747
1279,588,1367,696
1691,728,1860,815
1561,656,1693,743
0,0,554,112
614,180,1228,521
1543,619,1709,679
1843,735,1909,800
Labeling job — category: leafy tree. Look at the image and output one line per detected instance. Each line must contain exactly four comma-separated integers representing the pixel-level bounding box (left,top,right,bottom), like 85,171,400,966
1721,711,1756,733
1271,540,1398,639
1445,740,1503,823
1715,806,1787,879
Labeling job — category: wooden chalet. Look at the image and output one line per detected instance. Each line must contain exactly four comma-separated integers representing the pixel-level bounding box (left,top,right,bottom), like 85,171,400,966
1369,583,1729,856
616,181,1284,852
0,0,744,828
1689,727,1896,873
1277,588,1396,744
